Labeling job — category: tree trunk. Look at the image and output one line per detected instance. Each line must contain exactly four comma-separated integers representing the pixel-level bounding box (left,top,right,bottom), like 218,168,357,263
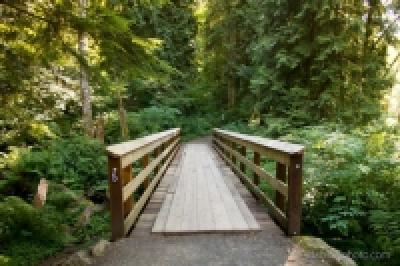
117,91,129,141
226,0,236,109
79,0,93,137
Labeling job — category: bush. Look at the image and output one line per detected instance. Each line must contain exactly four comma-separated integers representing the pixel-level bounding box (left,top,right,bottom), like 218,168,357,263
281,123,400,264
0,196,65,265
104,106,218,143
1,136,107,199
104,106,181,143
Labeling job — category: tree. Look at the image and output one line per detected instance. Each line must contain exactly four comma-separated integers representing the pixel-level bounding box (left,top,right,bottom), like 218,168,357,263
78,0,93,136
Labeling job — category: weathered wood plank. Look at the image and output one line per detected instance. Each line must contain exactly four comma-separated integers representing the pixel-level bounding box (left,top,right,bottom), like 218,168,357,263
152,194,173,232
107,128,180,157
214,128,304,155
156,143,259,233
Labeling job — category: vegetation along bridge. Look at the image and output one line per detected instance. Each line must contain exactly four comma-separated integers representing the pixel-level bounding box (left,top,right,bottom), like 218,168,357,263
99,128,345,265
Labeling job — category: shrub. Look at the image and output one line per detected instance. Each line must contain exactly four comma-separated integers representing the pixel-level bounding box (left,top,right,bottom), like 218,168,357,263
0,196,65,265
1,136,107,198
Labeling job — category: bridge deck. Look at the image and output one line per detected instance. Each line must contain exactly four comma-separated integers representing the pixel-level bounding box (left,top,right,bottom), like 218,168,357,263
152,142,259,233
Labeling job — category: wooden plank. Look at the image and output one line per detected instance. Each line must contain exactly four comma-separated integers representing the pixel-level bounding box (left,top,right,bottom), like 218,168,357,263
287,154,303,236
214,144,288,231
152,194,173,232
164,148,188,232
214,128,304,155
213,151,260,230
123,145,179,235
196,151,215,231
206,150,249,230
116,130,179,168
214,138,288,197
156,143,259,234
107,128,180,157
201,150,232,231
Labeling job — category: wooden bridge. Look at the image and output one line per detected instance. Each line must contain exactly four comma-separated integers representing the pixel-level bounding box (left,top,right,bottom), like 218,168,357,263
101,128,315,265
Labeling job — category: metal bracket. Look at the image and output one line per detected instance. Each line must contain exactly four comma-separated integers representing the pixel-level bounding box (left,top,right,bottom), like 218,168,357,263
111,168,118,183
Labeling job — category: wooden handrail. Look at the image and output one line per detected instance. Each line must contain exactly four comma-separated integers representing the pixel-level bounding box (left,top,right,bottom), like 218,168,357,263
107,128,180,240
212,128,304,235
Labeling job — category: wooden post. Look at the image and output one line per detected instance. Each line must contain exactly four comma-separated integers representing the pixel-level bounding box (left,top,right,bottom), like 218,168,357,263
253,152,260,186
240,146,246,172
287,153,303,235
108,156,124,241
275,163,286,212
142,154,150,189
122,165,133,217
154,146,161,174
231,142,236,164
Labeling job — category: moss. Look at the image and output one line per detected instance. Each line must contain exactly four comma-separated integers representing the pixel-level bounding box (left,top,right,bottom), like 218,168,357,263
294,236,356,266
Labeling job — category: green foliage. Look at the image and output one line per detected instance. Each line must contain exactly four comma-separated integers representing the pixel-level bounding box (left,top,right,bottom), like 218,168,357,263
104,106,218,144
0,196,65,265
202,0,398,125
225,120,400,264
1,136,107,198
0,182,110,265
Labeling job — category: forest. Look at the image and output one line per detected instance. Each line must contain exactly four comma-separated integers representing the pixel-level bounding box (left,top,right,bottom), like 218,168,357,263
0,0,399,265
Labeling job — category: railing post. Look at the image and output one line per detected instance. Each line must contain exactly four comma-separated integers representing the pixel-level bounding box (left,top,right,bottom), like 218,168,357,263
231,142,236,164
108,156,124,241
287,153,303,235
122,165,133,217
253,152,260,186
142,154,150,189
240,146,246,172
275,162,286,212
154,146,161,174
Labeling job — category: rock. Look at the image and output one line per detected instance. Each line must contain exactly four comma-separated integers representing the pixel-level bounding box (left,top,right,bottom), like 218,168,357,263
63,250,92,265
78,203,104,226
294,236,356,266
90,239,110,257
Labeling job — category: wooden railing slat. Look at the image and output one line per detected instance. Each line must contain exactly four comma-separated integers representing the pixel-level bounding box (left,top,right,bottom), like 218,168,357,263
214,128,303,154
122,138,179,202
120,131,179,168
214,138,288,197
106,128,179,157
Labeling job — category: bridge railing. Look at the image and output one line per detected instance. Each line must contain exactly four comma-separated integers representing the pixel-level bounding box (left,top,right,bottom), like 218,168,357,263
212,128,304,235
106,128,180,240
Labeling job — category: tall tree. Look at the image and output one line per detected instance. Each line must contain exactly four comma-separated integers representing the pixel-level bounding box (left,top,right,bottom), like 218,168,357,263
78,0,93,136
